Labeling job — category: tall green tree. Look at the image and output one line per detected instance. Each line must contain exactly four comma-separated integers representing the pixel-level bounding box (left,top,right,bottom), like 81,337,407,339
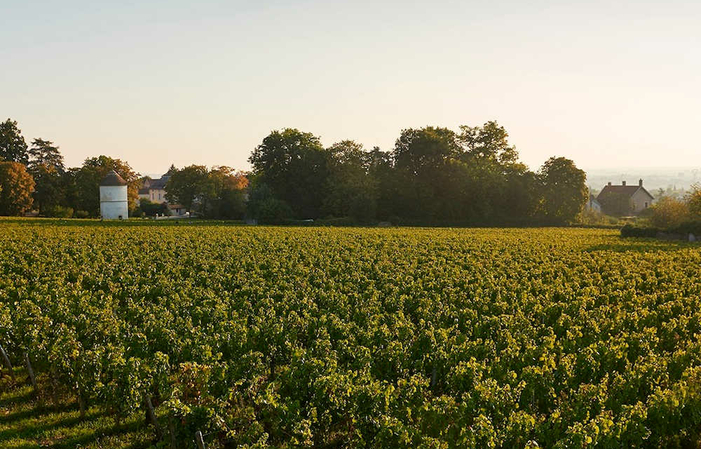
685,184,701,219
456,121,538,224
459,121,519,166
205,166,248,219
165,165,210,214
27,139,66,215
539,157,588,224
246,181,292,224
367,147,397,220
249,129,330,219
28,139,64,171
0,161,35,215
392,126,461,220
67,156,139,217
323,140,378,221
0,119,29,165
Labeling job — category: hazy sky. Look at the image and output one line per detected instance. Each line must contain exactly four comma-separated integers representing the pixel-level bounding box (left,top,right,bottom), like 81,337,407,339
2,0,700,175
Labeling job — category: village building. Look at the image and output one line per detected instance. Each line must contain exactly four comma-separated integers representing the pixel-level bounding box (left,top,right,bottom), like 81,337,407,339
586,194,602,213
138,175,169,204
100,170,129,219
597,179,655,215
138,173,188,216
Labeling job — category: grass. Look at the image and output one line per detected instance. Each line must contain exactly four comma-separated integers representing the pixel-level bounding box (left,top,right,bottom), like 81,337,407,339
0,369,157,449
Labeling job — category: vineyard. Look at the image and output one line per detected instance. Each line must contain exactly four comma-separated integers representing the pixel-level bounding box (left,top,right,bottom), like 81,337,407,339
2,219,701,448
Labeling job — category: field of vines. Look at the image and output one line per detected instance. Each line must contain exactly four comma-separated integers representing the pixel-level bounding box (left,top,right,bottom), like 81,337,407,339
2,219,701,448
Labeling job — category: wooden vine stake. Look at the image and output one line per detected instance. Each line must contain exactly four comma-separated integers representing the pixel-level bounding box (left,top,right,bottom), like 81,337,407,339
24,352,37,391
0,345,14,380
195,431,206,449
144,395,163,440
77,389,87,419
49,371,61,407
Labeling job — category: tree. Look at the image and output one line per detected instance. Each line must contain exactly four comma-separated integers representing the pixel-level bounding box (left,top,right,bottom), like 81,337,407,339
650,196,689,228
246,182,292,224
28,139,64,171
165,165,210,214
367,147,398,221
456,121,536,224
249,129,330,219
539,157,588,224
392,127,461,220
67,156,139,217
0,119,29,165
27,139,66,215
686,184,701,219
0,161,35,215
323,141,377,221
206,166,248,219
136,199,168,217
459,121,519,166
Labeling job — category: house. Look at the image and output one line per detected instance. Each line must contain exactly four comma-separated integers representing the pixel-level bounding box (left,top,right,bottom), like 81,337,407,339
138,175,170,204
597,179,654,215
137,173,188,216
586,194,602,213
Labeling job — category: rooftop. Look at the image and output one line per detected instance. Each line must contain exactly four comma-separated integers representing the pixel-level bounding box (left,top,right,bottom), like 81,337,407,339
597,180,654,200
100,170,128,187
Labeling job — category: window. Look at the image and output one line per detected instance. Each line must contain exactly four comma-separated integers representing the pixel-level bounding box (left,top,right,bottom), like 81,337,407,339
645,202,648,208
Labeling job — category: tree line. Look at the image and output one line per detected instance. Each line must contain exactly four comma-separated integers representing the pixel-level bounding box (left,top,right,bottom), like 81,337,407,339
246,123,588,225
0,117,589,224
0,118,249,219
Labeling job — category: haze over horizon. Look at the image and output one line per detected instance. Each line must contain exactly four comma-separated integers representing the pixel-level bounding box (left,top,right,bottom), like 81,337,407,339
3,0,700,175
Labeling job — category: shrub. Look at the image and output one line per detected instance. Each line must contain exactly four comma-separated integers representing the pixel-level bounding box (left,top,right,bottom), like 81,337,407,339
46,205,74,218
686,185,701,219
670,220,701,236
650,197,689,229
74,210,90,219
621,224,658,238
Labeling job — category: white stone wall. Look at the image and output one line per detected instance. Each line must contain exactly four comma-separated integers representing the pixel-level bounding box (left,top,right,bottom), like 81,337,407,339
100,185,129,219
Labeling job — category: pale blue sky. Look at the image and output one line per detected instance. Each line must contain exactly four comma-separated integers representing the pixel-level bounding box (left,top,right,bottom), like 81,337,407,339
2,0,700,175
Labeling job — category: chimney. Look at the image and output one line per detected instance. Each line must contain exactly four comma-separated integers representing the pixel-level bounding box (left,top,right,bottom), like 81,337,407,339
639,179,643,186
608,182,612,186
622,181,626,186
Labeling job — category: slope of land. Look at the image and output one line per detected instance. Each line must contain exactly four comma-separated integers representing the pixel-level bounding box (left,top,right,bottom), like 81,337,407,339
2,219,701,448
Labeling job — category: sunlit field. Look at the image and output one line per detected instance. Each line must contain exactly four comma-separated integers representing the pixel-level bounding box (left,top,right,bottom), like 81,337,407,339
2,219,700,448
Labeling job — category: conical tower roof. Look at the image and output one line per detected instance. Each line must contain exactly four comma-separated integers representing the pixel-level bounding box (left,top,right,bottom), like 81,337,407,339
100,170,128,186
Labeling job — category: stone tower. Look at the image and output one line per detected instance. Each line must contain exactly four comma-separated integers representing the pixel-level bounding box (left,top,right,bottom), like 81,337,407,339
99,170,128,219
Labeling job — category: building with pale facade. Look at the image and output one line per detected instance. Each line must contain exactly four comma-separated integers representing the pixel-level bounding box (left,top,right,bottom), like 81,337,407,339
597,179,655,215
100,170,129,219
138,173,188,216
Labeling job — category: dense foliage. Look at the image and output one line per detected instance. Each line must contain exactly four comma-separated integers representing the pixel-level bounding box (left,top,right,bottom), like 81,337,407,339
2,221,701,448
249,125,588,225
0,161,35,215
0,118,588,223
